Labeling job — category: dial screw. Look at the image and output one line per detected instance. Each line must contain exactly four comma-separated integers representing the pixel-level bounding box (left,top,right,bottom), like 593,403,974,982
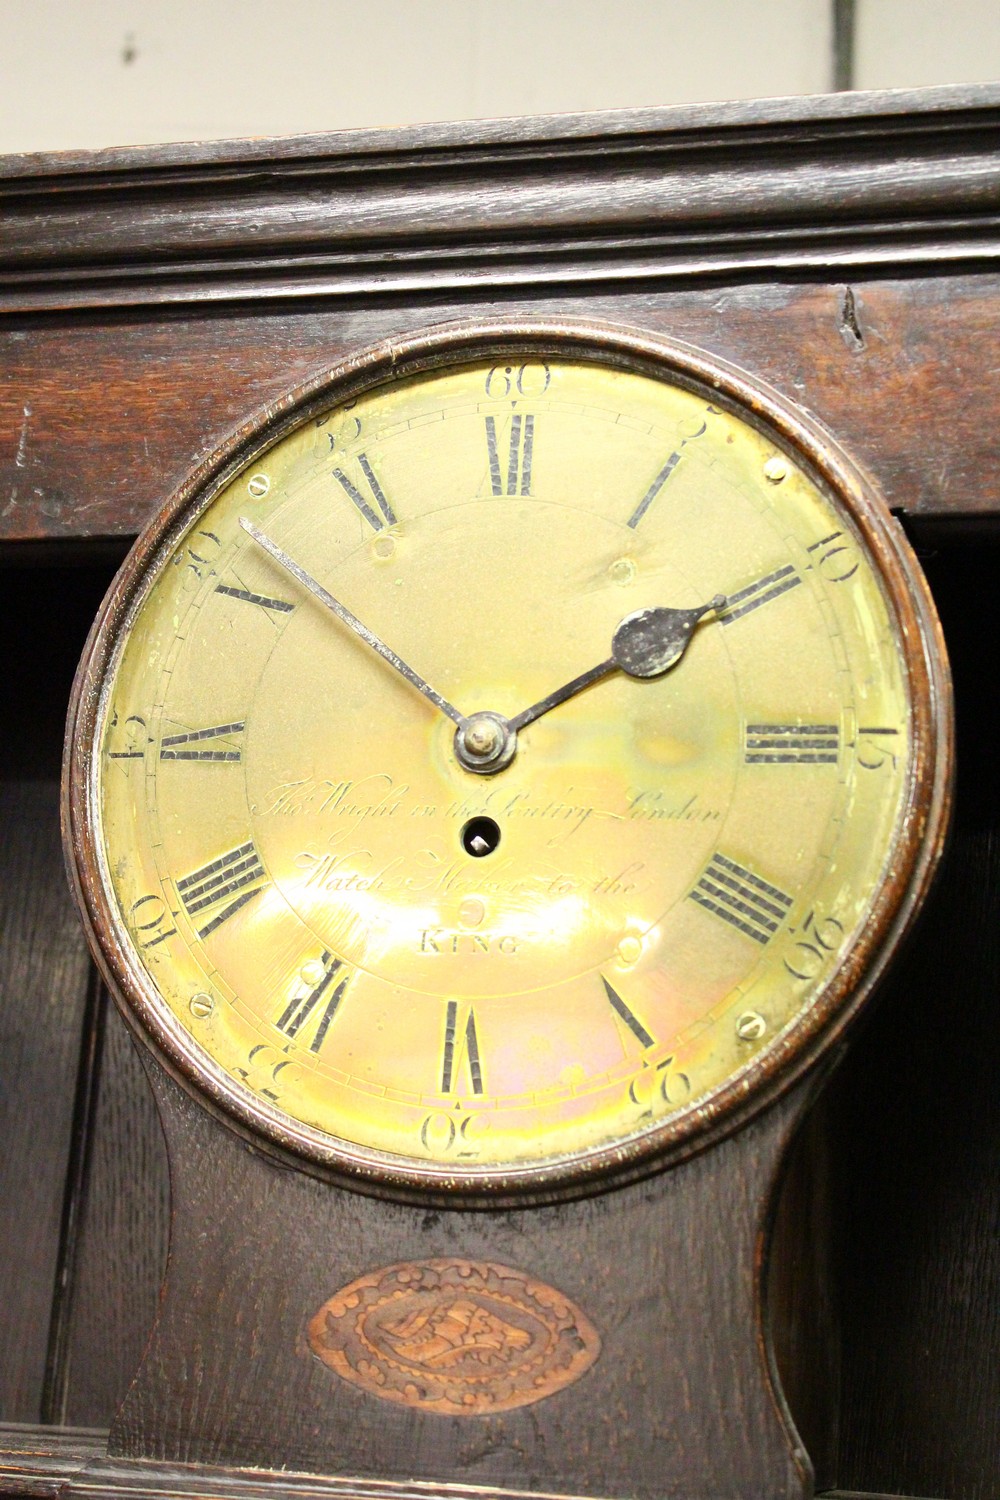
247,473,271,497
190,992,215,1019
458,898,486,929
763,456,788,484
617,935,642,966
736,1010,766,1041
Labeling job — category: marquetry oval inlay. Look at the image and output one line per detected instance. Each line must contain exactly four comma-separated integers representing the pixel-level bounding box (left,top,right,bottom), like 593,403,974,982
307,1257,601,1414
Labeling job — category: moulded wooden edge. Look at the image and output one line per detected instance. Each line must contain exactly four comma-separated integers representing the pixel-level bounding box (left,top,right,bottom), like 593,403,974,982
0,1429,929,1500
6,84,1000,310
3,81,1000,181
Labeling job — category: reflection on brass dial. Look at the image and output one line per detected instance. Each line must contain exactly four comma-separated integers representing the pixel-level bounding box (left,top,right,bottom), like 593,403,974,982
66,322,951,1198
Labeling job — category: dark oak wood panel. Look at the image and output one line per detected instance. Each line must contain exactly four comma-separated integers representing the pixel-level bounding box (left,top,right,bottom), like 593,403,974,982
831,539,1000,1500
108,1067,811,1498
0,557,124,1422
0,1428,950,1500
768,1095,839,1495
0,780,92,1422
58,1003,169,1430
3,275,1000,548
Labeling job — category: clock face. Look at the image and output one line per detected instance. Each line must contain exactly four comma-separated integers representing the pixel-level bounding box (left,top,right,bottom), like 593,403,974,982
68,325,949,1196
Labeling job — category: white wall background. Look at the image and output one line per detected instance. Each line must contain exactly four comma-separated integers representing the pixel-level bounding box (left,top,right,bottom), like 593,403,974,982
0,0,998,157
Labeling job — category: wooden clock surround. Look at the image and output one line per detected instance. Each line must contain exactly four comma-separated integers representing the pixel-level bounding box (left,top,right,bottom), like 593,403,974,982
1,84,999,1500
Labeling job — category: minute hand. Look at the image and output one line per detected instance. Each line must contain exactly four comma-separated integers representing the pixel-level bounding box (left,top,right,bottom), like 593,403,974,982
240,518,464,726
507,596,725,734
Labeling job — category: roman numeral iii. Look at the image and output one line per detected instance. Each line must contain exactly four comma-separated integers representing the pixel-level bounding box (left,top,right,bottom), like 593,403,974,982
744,723,840,764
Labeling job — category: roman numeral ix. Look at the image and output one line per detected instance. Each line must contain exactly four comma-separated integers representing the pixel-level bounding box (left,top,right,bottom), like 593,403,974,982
486,414,534,495
176,841,267,938
689,852,793,946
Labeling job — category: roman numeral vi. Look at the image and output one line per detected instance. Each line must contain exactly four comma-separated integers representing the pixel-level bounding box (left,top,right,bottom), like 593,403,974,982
441,1000,484,1094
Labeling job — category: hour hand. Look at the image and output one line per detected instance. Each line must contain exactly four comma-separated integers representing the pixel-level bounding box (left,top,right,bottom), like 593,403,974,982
507,596,725,735
239,518,465,726
610,596,727,679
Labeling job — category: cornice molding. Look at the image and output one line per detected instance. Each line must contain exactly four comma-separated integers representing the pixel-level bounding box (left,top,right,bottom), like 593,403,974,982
4,85,1000,312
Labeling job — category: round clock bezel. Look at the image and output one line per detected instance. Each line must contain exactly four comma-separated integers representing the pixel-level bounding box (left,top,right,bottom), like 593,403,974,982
63,317,953,1205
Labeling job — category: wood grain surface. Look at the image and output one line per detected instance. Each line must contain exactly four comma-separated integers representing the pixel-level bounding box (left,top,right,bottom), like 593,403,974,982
3,276,1000,549
0,557,120,1422
4,85,1000,313
0,780,92,1422
109,1065,813,1499
57,1002,169,1430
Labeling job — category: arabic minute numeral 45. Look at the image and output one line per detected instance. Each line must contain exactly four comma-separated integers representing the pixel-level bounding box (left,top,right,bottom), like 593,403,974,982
783,909,845,981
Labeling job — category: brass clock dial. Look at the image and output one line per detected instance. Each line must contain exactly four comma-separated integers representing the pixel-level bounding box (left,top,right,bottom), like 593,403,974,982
65,322,951,1198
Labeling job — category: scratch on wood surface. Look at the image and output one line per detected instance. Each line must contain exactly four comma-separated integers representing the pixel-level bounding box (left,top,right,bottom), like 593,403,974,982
4,407,32,516
15,405,32,468
839,287,865,351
